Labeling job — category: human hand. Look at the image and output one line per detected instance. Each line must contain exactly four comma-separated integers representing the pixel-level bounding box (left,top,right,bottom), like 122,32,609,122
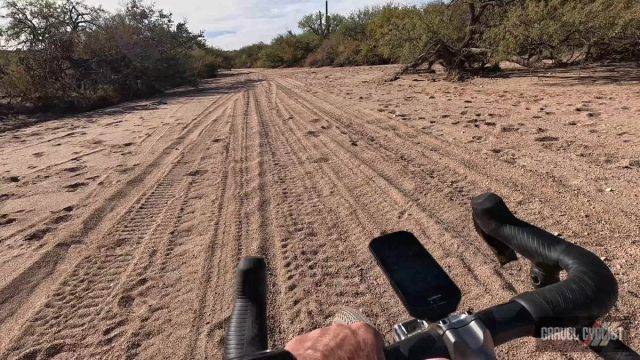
284,322,385,360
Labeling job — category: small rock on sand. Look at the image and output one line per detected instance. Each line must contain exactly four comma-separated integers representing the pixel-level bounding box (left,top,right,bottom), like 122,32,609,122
499,124,518,132
534,136,559,142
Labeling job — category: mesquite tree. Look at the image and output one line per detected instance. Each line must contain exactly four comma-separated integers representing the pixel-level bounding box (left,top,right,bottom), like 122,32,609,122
0,0,207,110
394,0,639,80
485,0,640,66
298,12,345,38
392,0,514,80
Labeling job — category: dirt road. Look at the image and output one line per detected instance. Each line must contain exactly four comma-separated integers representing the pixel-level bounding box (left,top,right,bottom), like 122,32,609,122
1,66,639,359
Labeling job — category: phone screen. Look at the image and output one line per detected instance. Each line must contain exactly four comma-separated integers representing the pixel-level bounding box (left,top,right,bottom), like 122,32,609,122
369,231,461,321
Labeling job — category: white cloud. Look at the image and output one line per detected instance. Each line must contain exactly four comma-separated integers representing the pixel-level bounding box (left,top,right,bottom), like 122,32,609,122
84,0,426,50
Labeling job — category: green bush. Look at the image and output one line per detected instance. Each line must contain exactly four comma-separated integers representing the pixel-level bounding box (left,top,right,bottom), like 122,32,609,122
228,0,640,75
304,6,389,67
205,47,234,70
298,12,346,38
0,0,210,111
258,31,320,68
191,49,221,79
337,6,382,41
229,43,268,68
305,34,385,67
366,5,431,63
485,0,640,66
304,38,339,67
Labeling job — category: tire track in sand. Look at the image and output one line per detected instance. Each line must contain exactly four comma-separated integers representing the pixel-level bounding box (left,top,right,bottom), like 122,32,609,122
268,75,606,358
1,91,238,360
0,89,239,356
187,83,258,359
271,80,520,297
255,81,407,336
275,76,638,248
2,70,615,360
265,81,514,334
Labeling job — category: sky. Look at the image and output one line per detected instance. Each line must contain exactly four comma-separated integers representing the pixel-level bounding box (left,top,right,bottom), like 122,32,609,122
85,0,426,50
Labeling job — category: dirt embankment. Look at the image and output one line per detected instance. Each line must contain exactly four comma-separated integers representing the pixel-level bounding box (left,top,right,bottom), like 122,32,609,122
0,65,639,359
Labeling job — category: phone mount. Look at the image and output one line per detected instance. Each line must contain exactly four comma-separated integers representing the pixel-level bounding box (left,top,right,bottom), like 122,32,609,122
369,231,461,322
370,231,496,359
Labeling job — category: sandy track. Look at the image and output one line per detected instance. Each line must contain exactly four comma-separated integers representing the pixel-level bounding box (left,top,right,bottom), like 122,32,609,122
0,66,638,359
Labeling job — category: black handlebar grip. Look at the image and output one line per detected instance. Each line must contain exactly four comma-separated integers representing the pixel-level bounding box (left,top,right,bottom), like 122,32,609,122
225,257,269,360
471,193,618,332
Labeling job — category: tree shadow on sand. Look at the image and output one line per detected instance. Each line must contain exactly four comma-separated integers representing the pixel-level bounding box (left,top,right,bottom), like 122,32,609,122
0,73,262,134
491,63,640,87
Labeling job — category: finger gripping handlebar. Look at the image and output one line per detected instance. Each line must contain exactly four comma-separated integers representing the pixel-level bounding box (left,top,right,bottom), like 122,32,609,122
472,193,618,332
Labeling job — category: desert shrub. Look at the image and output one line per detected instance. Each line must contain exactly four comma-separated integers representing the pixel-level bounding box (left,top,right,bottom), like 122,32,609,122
0,0,208,111
298,12,346,38
305,5,426,67
485,0,640,66
580,0,640,61
305,34,385,67
89,1,205,95
258,31,320,68
257,10,351,69
366,5,431,63
0,0,105,109
337,6,382,41
223,0,640,76
189,47,234,79
308,6,389,67
333,38,376,66
191,49,221,79
390,1,505,80
208,47,234,70
304,37,339,67
230,43,268,68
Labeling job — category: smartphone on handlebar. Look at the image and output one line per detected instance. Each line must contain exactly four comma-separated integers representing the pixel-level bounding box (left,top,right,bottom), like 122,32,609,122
369,231,461,322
